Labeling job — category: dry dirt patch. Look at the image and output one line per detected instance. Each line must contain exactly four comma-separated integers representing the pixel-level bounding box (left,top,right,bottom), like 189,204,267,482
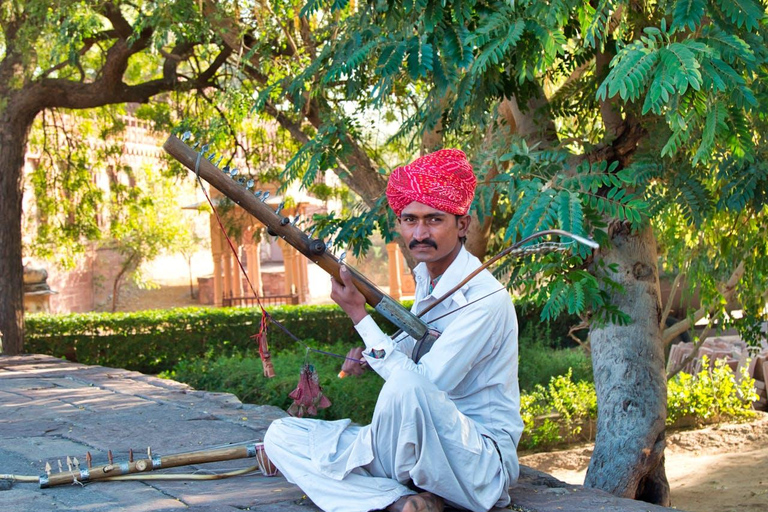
519,412,768,512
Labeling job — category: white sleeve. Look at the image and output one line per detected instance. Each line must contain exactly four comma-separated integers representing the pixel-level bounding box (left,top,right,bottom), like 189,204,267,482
353,299,504,391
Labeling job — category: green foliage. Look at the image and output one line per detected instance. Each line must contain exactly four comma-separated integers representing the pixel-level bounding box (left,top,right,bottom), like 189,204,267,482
519,369,597,450
667,356,759,426
277,0,768,350
598,12,764,164
25,305,364,374
519,357,759,450
11,0,243,282
519,339,592,392
486,140,643,326
165,339,594,436
27,105,193,300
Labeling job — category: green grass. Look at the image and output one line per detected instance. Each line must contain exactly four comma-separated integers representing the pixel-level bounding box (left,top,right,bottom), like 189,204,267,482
163,327,594,426
163,341,384,425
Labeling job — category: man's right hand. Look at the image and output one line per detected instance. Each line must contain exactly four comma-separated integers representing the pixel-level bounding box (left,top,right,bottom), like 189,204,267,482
341,346,368,377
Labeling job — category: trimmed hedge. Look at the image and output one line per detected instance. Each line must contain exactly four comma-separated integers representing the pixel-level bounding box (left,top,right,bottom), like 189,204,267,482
25,300,579,375
25,305,377,374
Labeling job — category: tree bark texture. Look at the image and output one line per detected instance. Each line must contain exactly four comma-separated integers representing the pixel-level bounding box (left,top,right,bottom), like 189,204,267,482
0,114,34,355
585,222,670,506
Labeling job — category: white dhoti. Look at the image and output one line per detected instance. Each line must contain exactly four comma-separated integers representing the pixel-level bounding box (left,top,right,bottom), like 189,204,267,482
264,370,508,512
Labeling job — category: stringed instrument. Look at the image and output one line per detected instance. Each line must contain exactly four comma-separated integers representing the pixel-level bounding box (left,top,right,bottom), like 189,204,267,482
163,133,598,362
163,133,440,361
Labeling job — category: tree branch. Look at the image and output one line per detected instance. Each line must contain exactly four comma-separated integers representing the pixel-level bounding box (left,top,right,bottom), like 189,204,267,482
99,2,134,40
659,270,684,330
507,85,559,150
666,325,713,380
203,1,387,207
662,261,745,346
595,48,624,140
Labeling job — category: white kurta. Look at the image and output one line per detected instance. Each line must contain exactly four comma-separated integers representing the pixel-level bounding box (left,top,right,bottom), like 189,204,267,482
264,247,523,512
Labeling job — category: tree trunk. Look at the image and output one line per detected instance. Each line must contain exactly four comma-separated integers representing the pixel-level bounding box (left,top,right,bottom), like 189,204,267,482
0,116,34,355
585,222,670,506
111,253,137,312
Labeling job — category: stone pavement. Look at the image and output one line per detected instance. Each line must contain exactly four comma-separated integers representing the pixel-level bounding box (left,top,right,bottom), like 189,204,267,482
0,354,679,512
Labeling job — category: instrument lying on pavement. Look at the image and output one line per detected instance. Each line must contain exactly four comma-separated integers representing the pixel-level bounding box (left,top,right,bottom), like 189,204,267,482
0,442,277,488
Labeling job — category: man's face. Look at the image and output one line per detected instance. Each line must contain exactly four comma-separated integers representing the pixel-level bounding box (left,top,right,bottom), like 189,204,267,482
398,202,470,273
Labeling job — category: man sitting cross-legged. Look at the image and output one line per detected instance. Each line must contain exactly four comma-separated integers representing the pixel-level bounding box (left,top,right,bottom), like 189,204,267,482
263,149,523,512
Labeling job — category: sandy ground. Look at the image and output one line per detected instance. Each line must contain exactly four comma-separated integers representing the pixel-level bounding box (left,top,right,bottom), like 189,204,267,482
520,413,768,512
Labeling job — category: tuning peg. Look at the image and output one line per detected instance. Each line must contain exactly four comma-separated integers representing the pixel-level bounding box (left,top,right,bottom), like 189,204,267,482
339,251,347,265
181,131,192,142
275,202,284,214
108,450,113,465
246,178,255,189
73,457,80,469
45,462,52,476
200,144,209,155
308,226,317,237
147,447,152,459
214,155,224,167
57,460,63,473
191,141,201,149
292,215,300,226
229,167,238,177
128,449,134,463
206,152,217,162
66,456,73,472
222,165,230,174
254,190,263,199
86,452,92,469
261,191,270,202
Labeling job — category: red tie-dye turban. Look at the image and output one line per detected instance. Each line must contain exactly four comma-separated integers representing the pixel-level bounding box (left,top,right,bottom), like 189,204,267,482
386,149,476,216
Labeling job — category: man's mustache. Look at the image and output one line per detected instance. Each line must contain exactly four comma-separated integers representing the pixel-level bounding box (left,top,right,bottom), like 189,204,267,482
409,239,437,250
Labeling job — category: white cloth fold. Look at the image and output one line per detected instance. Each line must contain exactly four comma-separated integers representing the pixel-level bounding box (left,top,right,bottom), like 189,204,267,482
265,371,508,512
264,246,523,512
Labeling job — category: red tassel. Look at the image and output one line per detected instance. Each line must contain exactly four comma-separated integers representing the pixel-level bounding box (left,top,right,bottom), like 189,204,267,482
287,364,332,417
253,313,276,378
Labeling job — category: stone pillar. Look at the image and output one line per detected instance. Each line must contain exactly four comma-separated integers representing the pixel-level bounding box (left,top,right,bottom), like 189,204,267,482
277,239,296,296
222,250,233,302
245,242,263,296
298,255,309,303
232,246,244,298
211,219,224,307
387,242,403,300
213,254,223,306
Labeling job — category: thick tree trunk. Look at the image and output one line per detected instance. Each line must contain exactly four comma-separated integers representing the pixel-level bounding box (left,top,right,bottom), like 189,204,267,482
585,222,670,505
0,116,33,355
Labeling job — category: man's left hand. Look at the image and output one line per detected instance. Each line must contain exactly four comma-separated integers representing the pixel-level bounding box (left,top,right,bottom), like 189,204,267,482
330,265,368,324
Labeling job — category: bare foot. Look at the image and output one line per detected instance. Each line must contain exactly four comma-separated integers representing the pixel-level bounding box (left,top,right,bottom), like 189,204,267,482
387,492,444,512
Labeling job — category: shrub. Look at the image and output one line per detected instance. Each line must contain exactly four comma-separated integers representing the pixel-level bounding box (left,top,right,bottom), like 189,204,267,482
25,305,374,374
518,338,592,392
667,356,759,426
25,299,581,377
519,369,597,450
